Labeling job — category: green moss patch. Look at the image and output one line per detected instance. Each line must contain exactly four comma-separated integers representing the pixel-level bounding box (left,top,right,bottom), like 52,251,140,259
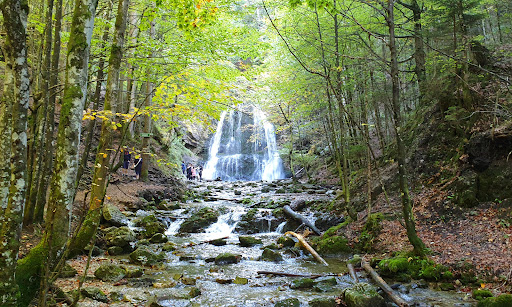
378,256,454,281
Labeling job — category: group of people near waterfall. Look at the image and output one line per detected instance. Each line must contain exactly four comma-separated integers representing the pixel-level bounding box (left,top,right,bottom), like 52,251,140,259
122,147,142,179
182,162,203,181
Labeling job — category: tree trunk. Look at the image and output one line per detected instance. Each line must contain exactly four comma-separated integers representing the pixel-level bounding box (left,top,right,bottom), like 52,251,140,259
15,0,99,303
0,0,30,303
24,0,55,226
34,0,63,223
76,1,113,187
386,0,426,256
69,0,130,257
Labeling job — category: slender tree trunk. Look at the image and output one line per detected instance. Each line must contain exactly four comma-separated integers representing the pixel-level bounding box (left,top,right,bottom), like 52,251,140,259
140,19,155,182
69,0,130,257
0,0,30,303
34,0,63,223
24,0,55,226
15,0,99,303
387,0,425,256
76,1,113,186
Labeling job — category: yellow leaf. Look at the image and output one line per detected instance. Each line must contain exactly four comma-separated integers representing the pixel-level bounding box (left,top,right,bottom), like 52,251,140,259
103,153,108,158
481,283,486,289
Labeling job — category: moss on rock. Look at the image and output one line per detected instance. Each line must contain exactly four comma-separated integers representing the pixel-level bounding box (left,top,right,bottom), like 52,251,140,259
179,207,219,233
477,294,512,307
343,282,385,307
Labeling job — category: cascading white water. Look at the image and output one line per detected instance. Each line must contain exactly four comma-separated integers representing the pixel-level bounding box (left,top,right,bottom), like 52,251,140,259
203,106,286,181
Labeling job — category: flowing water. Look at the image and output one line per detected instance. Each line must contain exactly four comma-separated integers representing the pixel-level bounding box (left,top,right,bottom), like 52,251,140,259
202,106,286,182
137,181,475,307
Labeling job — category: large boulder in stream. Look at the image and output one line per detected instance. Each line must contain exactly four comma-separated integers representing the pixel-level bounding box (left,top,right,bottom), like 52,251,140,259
94,264,126,282
214,253,241,265
179,207,219,233
103,226,136,249
102,203,128,226
259,248,283,262
343,283,385,307
134,214,166,238
238,236,262,247
129,246,165,265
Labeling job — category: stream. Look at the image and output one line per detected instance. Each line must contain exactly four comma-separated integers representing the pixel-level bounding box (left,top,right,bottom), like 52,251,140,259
117,179,475,307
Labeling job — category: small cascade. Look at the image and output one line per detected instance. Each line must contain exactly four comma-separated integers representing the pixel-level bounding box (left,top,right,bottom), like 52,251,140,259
204,208,245,239
203,106,286,181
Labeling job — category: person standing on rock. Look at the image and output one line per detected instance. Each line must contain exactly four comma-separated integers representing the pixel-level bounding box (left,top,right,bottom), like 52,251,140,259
198,165,203,181
133,155,142,180
191,166,197,180
122,147,131,176
181,161,186,175
186,163,192,180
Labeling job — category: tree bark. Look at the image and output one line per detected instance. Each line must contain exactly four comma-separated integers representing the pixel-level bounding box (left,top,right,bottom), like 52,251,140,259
69,0,130,257
362,259,409,307
283,205,322,236
15,0,99,303
0,0,30,303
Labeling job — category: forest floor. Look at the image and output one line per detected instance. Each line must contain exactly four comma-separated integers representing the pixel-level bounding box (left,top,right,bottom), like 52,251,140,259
342,186,512,294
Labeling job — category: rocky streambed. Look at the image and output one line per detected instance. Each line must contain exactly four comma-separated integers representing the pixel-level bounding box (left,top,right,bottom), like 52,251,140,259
55,179,477,306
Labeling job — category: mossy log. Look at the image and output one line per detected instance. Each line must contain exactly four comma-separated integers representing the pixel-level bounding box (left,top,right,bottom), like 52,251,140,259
361,259,409,307
283,205,322,235
285,231,328,266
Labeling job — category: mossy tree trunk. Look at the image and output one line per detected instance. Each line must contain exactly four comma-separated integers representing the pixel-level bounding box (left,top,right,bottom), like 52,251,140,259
69,0,130,257
15,0,99,303
33,0,63,223
386,0,426,257
24,0,55,226
0,0,30,303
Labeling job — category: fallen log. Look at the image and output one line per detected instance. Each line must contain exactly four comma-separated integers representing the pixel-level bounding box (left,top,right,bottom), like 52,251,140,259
361,259,409,307
285,231,328,266
283,205,322,236
347,263,359,283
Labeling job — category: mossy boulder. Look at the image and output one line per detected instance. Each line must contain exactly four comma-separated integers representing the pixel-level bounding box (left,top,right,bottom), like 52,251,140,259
103,226,136,248
309,297,337,307
378,256,453,281
315,235,351,254
473,289,494,301
102,203,127,226
124,267,143,278
259,248,283,262
94,264,126,282
343,283,385,307
214,253,241,265
477,294,512,307
290,278,315,289
129,246,165,265
134,215,166,238
179,207,219,233
107,246,125,256
277,236,295,247
59,263,77,278
358,213,383,252
274,298,300,307
239,236,262,247
149,233,168,243
162,242,176,251
233,277,249,285
80,287,109,303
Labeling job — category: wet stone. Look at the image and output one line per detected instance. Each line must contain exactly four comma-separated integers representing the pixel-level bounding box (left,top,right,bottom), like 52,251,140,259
149,233,168,243
233,277,248,285
274,298,300,307
210,238,227,246
259,248,283,262
109,291,125,302
59,263,77,278
129,246,165,265
80,287,109,303
277,236,296,247
215,278,233,284
309,297,337,307
290,278,315,289
124,267,143,278
239,236,262,247
107,246,125,256
215,253,241,265
162,242,176,251
181,277,197,285
102,203,127,227
94,264,126,282
343,282,385,307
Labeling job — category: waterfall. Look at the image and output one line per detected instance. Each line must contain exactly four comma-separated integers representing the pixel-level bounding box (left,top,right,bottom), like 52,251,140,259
203,106,286,181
